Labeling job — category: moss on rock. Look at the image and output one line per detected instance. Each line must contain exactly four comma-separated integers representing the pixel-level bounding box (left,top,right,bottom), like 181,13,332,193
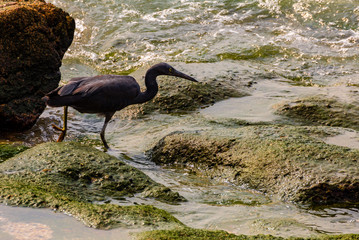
150,125,359,205
274,96,359,130
147,78,244,114
136,227,359,240
0,142,185,228
0,143,28,162
122,72,245,117
136,227,284,240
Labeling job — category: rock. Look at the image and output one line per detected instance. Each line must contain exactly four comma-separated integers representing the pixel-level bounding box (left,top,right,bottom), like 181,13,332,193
0,142,28,163
144,77,244,114
150,125,359,205
136,228,359,240
250,218,311,236
136,227,284,240
142,186,186,204
120,66,246,117
0,0,75,132
274,95,359,131
0,142,185,229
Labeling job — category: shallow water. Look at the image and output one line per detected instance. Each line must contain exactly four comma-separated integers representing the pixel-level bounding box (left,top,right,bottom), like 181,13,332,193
2,0,359,238
0,205,135,240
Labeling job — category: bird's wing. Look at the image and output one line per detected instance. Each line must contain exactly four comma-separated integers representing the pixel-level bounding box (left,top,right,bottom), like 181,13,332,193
72,75,140,100
58,81,81,96
45,75,141,110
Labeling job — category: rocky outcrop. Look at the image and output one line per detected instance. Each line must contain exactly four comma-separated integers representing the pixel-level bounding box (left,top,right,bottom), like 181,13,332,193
274,95,359,131
0,0,75,132
136,227,359,240
0,142,184,229
150,126,359,205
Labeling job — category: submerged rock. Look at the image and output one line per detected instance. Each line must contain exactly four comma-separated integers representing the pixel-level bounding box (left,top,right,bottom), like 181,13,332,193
274,96,359,131
0,142,184,229
250,218,311,236
0,0,75,132
150,125,359,205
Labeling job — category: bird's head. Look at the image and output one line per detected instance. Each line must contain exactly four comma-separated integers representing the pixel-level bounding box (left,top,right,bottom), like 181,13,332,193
152,62,198,82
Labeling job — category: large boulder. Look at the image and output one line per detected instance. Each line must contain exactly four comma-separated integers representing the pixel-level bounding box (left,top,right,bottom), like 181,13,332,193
150,125,359,205
0,0,75,132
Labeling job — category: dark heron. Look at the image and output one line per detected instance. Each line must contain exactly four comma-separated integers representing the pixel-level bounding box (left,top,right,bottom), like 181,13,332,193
43,63,197,149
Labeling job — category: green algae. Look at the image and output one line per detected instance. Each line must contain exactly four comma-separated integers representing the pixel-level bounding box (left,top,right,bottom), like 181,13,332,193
142,186,186,205
148,79,243,113
275,96,359,131
136,227,359,240
0,143,28,162
136,227,284,240
315,235,359,240
0,142,185,228
0,177,182,229
217,45,299,61
150,125,359,205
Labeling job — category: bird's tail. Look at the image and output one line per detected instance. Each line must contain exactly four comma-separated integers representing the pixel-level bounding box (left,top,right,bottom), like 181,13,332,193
42,86,74,107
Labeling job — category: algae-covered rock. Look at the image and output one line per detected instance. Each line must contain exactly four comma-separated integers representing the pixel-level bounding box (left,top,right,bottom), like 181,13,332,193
150,126,359,205
0,0,75,131
274,96,359,130
122,73,245,117
146,77,244,114
136,227,284,240
0,142,184,228
136,228,359,240
0,143,28,162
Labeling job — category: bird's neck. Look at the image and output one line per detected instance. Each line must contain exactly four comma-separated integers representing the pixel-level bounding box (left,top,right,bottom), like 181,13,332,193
134,68,159,104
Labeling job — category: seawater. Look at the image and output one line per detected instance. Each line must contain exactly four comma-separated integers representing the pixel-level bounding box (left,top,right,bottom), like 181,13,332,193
2,0,359,239
49,0,359,85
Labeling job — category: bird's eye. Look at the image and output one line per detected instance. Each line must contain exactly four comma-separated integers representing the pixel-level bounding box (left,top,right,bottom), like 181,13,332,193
169,68,173,73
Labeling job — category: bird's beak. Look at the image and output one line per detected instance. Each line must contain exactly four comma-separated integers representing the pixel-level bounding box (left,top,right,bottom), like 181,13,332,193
173,69,198,82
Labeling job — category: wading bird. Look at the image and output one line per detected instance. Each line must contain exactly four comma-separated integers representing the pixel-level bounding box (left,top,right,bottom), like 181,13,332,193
43,63,197,149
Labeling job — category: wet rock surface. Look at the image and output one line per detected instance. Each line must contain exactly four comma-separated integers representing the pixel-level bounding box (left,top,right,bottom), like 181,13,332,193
0,0,75,132
144,77,245,114
121,65,247,117
0,142,184,229
0,142,28,162
274,96,359,131
136,228,359,240
136,227,282,240
151,125,359,205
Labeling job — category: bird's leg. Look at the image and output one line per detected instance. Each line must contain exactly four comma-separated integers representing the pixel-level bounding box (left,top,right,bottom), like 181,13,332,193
52,106,68,142
100,112,115,150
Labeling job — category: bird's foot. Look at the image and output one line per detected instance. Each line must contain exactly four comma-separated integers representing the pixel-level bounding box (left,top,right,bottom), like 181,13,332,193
52,124,66,142
102,142,110,152
52,124,64,132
